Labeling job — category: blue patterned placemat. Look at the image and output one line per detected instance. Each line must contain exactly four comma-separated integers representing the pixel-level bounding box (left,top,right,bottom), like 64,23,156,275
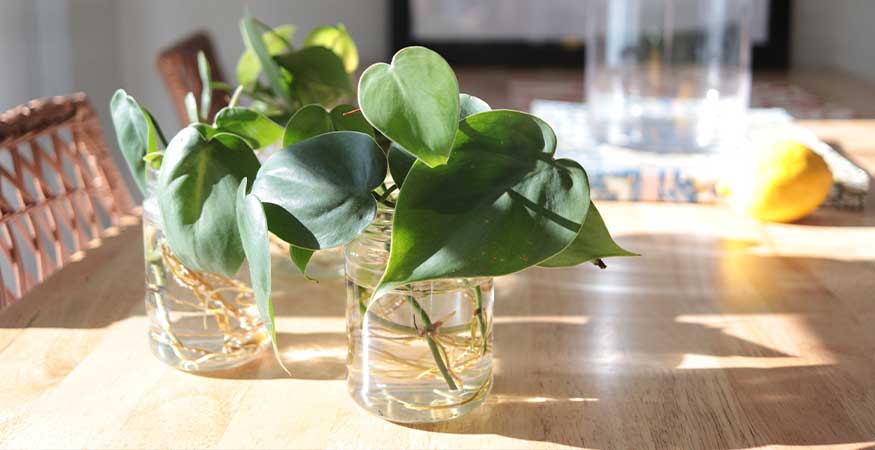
532,100,870,209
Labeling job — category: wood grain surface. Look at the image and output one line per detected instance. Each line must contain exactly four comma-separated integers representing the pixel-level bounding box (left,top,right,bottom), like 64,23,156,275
1,72,875,449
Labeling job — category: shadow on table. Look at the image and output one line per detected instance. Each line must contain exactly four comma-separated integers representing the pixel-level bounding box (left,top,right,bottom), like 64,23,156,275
413,365,872,449
406,233,875,448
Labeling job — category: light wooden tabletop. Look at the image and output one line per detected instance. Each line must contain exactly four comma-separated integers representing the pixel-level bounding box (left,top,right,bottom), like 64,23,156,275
2,91,875,449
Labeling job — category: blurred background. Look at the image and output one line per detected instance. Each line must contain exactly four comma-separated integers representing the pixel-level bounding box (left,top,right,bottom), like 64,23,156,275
3,0,875,126
1,0,874,197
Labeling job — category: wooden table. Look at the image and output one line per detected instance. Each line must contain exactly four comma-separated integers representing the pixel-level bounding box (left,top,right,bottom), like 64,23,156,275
2,77,875,449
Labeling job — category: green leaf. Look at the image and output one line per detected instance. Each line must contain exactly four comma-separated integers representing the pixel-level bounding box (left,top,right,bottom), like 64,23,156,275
358,46,459,168
237,24,295,88
235,182,290,374
275,46,352,106
158,126,260,276
539,203,637,267
213,106,283,149
289,246,315,279
191,123,251,153
282,104,373,147
282,104,333,147
143,108,168,148
197,51,212,118
387,143,415,188
373,110,589,298
241,16,293,108
251,131,386,250
302,23,359,73
110,89,157,194
142,151,163,166
184,92,199,123
330,104,374,137
459,93,491,119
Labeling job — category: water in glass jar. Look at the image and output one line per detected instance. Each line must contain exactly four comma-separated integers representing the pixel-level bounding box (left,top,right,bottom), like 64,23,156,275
143,194,268,372
346,275,494,423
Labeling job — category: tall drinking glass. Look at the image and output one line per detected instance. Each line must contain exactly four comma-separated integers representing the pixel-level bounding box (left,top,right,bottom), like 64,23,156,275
586,0,752,154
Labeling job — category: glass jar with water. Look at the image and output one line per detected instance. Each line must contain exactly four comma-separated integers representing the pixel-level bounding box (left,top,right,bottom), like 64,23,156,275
345,207,494,423
143,168,269,371
586,0,752,154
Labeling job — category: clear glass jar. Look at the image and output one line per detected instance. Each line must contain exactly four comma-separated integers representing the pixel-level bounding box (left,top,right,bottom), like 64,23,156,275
586,0,752,154
143,168,269,371
344,208,494,423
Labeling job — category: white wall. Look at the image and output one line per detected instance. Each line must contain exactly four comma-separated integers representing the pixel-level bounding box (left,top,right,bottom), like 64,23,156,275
792,0,875,83
0,0,39,109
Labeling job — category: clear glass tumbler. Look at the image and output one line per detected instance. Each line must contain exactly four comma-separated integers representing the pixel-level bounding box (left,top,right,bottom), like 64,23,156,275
345,208,494,423
586,0,752,153
143,168,269,371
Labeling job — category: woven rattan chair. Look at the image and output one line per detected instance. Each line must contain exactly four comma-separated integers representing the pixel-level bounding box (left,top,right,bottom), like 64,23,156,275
156,31,229,126
0,93,133,307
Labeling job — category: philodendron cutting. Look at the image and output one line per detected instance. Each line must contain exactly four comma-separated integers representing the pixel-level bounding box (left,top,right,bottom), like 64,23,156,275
111,15,634,421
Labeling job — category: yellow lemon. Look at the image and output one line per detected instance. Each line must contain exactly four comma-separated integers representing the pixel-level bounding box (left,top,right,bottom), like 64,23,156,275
725,140,833,223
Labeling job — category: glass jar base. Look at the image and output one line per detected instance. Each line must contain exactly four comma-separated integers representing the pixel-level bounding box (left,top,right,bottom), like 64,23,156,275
348,376,492,423
148,335,268,372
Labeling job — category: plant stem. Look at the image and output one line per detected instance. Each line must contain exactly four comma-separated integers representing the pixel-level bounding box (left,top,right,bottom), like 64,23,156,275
378,184,398,202
473,285,488,355
371,191,396,208
229,85,245,108
405,295,458,390
342,107,361,116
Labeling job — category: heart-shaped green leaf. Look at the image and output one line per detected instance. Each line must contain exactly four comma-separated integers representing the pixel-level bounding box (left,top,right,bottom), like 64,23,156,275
373,110,589,298
158,127,260,276
283,104,373,147
282,104,332,146
539,203,637,267
237,24,295,88
275,46,352,106
358,46,459,167
213,106,283,149
235,182,290,374
251,131,386,250
459,93,491,119
110,89,158,194
303,23,358,73
384,94,490,188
